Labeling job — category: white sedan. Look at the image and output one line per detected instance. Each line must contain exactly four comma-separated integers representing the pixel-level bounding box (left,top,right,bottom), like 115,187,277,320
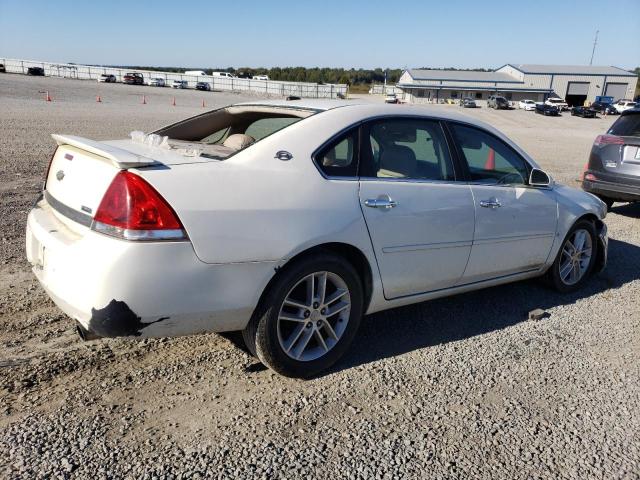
519,99,536,111
149,78,165,87
26,101,608,377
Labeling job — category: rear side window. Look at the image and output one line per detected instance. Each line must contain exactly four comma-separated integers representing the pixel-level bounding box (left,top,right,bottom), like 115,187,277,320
362,118,455,181
609,113,640,137
314,129,358,177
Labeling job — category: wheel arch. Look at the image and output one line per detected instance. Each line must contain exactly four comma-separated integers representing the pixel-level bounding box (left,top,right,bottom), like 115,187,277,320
253,242,374,319
574,213,607,273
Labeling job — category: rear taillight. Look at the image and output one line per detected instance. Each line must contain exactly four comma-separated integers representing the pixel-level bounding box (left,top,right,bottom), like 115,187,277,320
92,171,187,241
593,134,624,146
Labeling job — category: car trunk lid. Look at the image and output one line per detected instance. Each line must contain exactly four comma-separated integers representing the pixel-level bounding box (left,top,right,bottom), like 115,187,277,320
44,135,221,233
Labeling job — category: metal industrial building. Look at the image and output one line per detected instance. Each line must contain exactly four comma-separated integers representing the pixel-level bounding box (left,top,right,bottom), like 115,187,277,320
397,64,638,106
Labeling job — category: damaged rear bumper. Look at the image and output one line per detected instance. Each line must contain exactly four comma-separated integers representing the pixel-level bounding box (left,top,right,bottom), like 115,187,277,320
26,200,275,338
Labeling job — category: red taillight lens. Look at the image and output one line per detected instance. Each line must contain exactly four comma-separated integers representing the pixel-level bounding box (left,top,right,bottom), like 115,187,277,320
594,134,624,146
93,171,187,241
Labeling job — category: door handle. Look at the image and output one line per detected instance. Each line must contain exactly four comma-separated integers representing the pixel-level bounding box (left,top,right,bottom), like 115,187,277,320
479,198,502,208
364,196,398,209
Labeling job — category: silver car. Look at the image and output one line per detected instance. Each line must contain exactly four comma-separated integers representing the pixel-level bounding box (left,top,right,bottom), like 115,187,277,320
26,101,608,377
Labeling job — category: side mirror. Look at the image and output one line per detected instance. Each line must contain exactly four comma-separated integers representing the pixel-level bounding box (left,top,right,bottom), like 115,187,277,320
529,168,552,187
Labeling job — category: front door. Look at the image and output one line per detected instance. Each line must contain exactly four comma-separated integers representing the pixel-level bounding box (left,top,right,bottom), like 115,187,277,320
448,123,557,283
358,118,475,299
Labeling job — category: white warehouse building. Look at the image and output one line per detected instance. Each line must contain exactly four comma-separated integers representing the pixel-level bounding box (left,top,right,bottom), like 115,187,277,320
397,64,638,106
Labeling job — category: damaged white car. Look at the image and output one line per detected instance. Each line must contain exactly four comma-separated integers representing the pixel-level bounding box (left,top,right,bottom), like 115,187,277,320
26,100,608,377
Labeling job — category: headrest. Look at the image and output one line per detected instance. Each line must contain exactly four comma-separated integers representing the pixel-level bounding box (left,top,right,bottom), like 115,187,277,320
223,134,255,150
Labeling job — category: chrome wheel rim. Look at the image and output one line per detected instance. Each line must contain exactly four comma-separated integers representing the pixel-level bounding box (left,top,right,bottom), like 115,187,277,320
277,271,351,362
559,229,593,286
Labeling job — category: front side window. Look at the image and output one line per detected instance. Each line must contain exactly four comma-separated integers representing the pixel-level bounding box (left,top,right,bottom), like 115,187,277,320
314,129,358,177
450,123,529,185
362,119,455,181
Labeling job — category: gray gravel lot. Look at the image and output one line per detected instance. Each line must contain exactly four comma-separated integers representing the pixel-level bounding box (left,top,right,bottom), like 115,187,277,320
1,74,639,479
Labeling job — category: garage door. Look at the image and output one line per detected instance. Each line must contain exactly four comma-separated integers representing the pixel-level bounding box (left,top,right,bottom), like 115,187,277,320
604,83,628,100
567,82,589,95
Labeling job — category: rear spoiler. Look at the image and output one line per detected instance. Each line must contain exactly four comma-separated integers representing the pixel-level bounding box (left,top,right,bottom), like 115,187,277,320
51,134,158,168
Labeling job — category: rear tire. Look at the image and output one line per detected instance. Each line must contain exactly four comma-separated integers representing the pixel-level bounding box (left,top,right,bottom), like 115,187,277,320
545,220,597,293
242,253,363,378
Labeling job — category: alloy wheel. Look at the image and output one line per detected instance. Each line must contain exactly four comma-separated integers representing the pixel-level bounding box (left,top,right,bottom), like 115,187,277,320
559,229,593,286
277,271,351,362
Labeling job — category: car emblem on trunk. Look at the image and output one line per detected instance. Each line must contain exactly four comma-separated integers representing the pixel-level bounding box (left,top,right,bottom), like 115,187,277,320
56,170,65,181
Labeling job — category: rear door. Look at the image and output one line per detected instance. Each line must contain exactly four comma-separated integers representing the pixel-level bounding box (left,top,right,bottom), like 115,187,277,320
357,118,475,299
447,122,557,283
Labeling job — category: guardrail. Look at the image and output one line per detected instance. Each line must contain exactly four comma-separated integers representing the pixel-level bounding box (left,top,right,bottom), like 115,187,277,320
0,57,349,99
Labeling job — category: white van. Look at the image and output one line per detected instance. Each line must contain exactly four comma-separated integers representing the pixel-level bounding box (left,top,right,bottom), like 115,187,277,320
184,70,206,76
252,75,269,81
212,72,235,78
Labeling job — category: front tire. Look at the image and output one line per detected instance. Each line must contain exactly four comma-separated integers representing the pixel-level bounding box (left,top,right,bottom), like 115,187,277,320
243,253,363,378
546,220,597,293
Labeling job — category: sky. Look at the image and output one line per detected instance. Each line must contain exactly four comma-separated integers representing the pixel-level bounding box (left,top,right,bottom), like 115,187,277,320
0,0,638,70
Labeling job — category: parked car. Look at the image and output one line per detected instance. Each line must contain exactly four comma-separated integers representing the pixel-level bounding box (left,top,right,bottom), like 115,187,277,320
582,107,640,209
384,93,398,104
26,101,608,378
149,78,165,87
195,81,211,91
518,99,536,111
613,100,637,113
172,80,188,89
252,75,269,81
0,63,6,73
123,72,144,85
535,103,560,116
545,97,569,111
459,97,477,108
212,72,235,78
184,70,206,76
487,95,510,109
27,67,45,76
590,102,618,115
98,74,116,83
571,106,597,118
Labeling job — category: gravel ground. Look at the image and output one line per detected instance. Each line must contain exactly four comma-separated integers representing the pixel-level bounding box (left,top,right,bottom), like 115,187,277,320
1,74,639,479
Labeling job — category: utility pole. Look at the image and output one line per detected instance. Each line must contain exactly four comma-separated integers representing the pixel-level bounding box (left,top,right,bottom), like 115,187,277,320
589,30,599,65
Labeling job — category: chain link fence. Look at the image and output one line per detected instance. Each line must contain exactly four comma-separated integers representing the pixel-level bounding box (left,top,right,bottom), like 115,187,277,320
0,58,349,99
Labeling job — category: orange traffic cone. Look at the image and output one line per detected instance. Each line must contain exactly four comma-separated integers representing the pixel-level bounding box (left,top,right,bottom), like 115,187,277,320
201,99,205,108
484,148,495,170
172,97,176,106
142,95,147,105
96,95,102,103
45,91,52,102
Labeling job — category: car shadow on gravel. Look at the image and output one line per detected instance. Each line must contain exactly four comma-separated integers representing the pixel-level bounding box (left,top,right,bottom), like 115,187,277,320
323,237,640,377
610,202,640,218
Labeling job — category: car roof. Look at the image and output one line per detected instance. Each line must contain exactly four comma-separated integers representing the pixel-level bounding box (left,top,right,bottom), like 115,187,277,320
234,100,520,125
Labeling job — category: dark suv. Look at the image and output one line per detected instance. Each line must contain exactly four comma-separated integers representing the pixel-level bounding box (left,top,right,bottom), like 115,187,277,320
487,95,510,109
582,108,640,208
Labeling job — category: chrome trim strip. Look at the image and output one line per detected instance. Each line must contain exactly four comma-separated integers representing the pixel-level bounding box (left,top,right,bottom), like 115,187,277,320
473,233,554,245
44,190,93,227
382,240,472,254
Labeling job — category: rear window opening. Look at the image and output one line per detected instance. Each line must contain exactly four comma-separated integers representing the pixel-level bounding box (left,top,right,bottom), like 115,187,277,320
153,105,318,160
